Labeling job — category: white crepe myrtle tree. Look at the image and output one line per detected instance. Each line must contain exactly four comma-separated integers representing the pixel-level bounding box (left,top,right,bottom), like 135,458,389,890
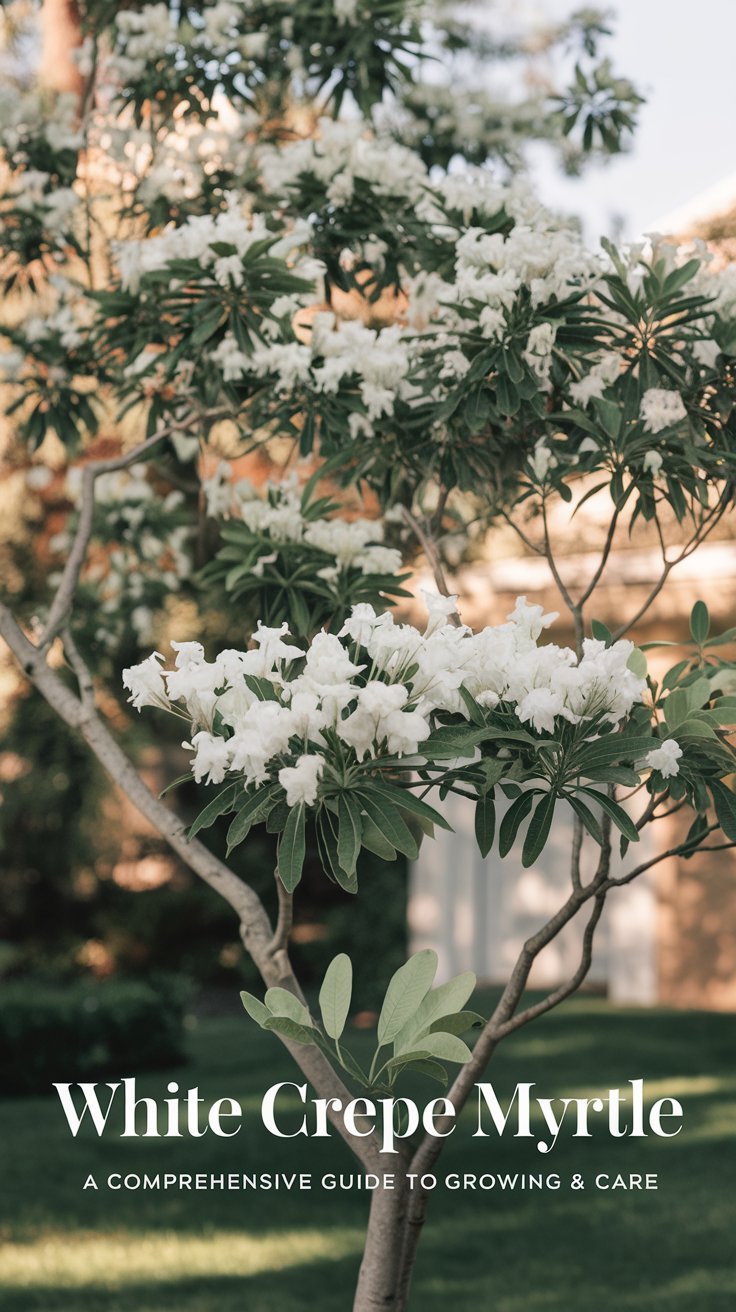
1,2,736,1307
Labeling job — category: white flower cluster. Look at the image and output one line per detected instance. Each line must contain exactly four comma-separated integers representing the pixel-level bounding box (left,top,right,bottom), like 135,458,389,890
640,388,688,434
0,89,82,159
122,595,649,796
249,311,416,427
7,169,79,234
114,200,319,297
110,4,269,84
258,119,430,209
201,467,402,579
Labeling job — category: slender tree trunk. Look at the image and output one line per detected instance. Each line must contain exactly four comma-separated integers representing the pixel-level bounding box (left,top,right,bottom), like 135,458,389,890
353,1173,412,1312
40,0,83,96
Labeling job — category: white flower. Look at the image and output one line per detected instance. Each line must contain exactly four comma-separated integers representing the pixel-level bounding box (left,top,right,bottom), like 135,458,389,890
643,450,663,474
645,738,682,778
279,754,325,806
122,653,169,711
507,597,558,641
528,442,555,482
516,687,565,734
171,640,205,668
640,389,687,434
421,589,460,636
187,730,232,785
338,603,392,646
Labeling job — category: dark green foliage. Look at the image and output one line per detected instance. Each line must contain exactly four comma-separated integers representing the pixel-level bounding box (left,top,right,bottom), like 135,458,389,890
0,975,189,1096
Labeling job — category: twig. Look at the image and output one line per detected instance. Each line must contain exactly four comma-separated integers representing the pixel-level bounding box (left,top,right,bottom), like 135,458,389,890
269,865,294,956
603,824,719,888
570,813,584,892
40,430,169,648
492,891,607,1038
399,503,459,618
61,625,95,708
0,602,387,1172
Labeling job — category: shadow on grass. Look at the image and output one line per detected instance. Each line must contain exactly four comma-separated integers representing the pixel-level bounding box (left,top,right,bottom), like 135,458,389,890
0,1256,359,1312
2,995,735,1310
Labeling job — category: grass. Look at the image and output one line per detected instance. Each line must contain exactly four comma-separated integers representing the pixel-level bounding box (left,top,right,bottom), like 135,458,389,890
1,992,735,1311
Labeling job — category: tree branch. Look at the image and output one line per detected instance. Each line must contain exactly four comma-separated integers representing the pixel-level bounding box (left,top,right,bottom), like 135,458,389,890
40,431,169,648
0,602,387,1171
399,504,458,613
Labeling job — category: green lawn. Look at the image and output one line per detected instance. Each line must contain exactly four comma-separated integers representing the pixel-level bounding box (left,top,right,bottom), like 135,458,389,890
2,993,735,1311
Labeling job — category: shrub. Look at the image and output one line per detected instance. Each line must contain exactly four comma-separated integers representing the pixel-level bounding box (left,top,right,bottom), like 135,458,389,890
0,975,189,1096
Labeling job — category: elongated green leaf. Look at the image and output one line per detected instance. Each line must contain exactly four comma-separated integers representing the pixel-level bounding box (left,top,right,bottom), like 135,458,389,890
265,987,311,1026
359,793,419,860
239,991,270,1027
337,796,361,876
690,600,710,645
407,1059,448,1085
475,794,496,858
572,735,656,775
360,814,397,861
262,1016,316,1046
186,783,237,838
159,771,194,798
430,1010,484,1037
499,791,537,858
522,790,557,868
565,794,604,845
712,781,736,841
577,787,640,843
319,954,353,1041
277,804,307,892
420,726,488,759
394,972,477,1054
226,785,277,853
368,780,453,831
418,1032,473,1064
591,619,612,645
377,950,438,1046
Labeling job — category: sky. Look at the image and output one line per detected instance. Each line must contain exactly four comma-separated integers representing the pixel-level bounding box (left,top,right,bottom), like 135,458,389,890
527,0,736,240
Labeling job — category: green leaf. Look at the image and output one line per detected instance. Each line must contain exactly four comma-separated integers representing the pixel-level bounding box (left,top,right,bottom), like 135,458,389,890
226,785,277,853
663,689,690,731
627,647,648,679
264,987,312,1026
572,735,656,774
262,1016,316,1046
566,794,604,845
377,950,438,1047
712,781,736,842
577,787,640,843
690,600,711,646
705,626,736,649
591,620,612,645
187,783,238,840
360,814,397,861
319,954,353,1041
277,804,307,892
367,780,453,831
239,991,270,1027
394,971,477,1054
522,791,557,868
417,1032,473,1064
358,792,419,860
337,796,361,876
430,1010,484,1037
498,791,537,858
474,794,496,858
159,771,194,798
408,1059,449,1085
